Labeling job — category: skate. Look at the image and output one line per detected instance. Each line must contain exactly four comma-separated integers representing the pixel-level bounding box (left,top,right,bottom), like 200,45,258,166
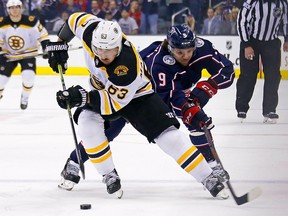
202,173,229,199
102,169,123,199
212,163,230,183
237,112,246,123
20,94,29,110
263,112,278,124
58,158,80,191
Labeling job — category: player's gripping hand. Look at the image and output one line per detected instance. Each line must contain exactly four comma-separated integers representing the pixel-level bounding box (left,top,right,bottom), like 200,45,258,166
56,85,88,109
181,102,214,130
41,39,50,59
47,41,69,73
0,53,7,64
187,78,218,107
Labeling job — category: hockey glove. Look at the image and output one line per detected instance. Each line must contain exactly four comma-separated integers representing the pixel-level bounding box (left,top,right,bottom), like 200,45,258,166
0,53,7,64
181,102,214,131
188,78,218,107
56,85,88,109
47,41,69,73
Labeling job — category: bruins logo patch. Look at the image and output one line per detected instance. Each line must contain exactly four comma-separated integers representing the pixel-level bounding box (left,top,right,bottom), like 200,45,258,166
28,16,35,22
114,65,128,76
8,35,25,50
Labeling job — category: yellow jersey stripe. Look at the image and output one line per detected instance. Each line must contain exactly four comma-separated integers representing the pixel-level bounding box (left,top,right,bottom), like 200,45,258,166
90,151,112,163
177,145,197,165
185,154,205,173
85,139,109,154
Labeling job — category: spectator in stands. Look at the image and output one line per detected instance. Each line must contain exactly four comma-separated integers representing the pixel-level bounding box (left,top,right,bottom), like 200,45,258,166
139,0,159,34
62,0,82,16
185,0,204,33
230,6,239,35
104,10,116,21
129,0,141,28
201,7,219,35
76,0,88,12
215,8,232,35
51,10,69,34
0,0,8,16
101,0,110,13
185,13,196,32
107,0,121,21
118,9,138,34
119,0,131,12
214,4,224,21
57,0,66,15
88,0,105,19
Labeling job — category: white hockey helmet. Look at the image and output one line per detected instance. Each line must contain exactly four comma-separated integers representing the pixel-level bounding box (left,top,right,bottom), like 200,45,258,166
92,20,123,56
6,0,22,8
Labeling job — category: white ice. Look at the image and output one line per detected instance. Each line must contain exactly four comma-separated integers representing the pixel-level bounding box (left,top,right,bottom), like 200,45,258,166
0,76,287,216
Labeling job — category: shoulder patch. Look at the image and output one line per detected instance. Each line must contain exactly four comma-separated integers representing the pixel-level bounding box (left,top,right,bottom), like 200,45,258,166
114,65,129,76
0,17,3,23
28,16,35,22
163,55,176,65
196,38,205,48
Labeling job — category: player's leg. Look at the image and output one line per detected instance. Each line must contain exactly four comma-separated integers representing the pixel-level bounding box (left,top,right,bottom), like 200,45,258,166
59,117,127,190
77,109,122,196
20,58,36,110
122,93,227,198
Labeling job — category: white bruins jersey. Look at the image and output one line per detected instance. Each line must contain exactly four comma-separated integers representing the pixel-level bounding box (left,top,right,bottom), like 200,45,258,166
0,15,48,59
63,12,153,115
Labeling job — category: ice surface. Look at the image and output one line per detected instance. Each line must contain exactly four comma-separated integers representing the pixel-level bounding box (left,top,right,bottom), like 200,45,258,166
0,76,287,216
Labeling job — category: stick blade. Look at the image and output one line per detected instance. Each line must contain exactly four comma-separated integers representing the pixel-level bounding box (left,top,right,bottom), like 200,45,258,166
234,187,262,205
247,187,262,202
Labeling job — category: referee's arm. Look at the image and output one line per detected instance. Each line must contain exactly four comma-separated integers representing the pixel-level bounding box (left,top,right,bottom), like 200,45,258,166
237,0,256,48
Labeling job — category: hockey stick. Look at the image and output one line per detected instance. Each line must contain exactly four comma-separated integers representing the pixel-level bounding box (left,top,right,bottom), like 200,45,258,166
203,126,262,205
58,64,85,180
6,46,83,62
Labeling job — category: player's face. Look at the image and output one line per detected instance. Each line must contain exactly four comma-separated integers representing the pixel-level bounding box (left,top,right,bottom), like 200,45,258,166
172,47,195,67
95,47,119,65
8,6,22,17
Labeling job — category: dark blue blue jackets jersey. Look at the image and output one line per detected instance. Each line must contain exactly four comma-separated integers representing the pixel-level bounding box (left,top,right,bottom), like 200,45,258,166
140,37,235,117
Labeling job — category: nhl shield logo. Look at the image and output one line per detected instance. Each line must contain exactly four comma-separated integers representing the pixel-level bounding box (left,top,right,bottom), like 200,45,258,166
226,41,232,50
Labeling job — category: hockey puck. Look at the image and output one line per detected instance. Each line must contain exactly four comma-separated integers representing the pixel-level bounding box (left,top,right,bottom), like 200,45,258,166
80,204,92,210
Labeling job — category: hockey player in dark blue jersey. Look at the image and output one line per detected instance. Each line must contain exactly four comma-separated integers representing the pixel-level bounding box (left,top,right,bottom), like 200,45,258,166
60,24,234,195
140,24,235,181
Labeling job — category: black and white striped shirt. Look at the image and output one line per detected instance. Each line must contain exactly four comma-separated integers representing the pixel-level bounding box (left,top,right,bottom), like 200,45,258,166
237,0,288,45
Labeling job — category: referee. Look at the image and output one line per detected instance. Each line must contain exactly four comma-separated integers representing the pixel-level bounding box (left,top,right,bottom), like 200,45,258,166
236,0,288,123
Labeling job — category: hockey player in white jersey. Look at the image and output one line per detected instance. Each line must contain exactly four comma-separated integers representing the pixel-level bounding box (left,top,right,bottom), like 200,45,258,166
0,0,49,109
47,12,228,199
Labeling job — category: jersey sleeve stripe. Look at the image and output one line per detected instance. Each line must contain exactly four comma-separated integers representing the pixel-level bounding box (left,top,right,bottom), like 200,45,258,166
68,12,86,34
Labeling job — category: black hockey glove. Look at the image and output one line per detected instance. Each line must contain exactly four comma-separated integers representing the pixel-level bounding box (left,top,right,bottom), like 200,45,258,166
56,85,88,109
187,78,218,108
0,53,7,64
47,41,69,73
181,102,214,131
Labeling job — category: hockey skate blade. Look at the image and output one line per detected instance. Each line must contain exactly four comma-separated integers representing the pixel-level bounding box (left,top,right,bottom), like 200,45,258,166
263,118,277,124
115,189,123,199
247,187,262,202
58,178,75,191
216,188,229,199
